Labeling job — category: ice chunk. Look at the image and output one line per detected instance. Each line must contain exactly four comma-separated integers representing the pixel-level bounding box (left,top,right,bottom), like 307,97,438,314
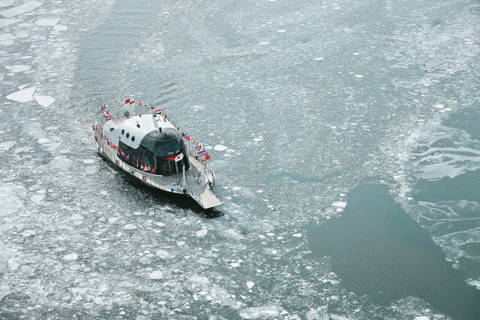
38,138,50,144
413,317,430,320
433,104,444,109
149,271,163,280
63,253,78,261
53,24,67,31
196,229,208,237
6,86,35,102
0,184,24,216
5,65,31,72
292,233,302,237
314,57,324,61
0,141,15,151
0,33,16,40
22,230,35,237
354,74,364,78
0,18,21,28
0,1,42,18
82,159,95,164
0,283,10,301
239,305,280,319
0,0,15,8
35,18,60,26
232,187,241,191
214,145,228,151
246,281,254,289
332,201,347,208
156,249,176,259
34,95,55,107
123,224,137,230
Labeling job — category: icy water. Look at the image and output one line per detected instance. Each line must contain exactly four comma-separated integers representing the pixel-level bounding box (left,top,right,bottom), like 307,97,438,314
1,0,480,319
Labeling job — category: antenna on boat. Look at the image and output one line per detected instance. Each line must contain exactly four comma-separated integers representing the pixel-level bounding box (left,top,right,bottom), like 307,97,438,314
148,104,159,129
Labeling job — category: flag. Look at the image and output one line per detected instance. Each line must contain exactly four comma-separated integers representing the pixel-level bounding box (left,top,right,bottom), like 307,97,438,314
106,114,112,119
125,155,129,160
164,114,167,119
100,106,106,113
139,102,143,106
156,109,162,114
125,99,130,104
130,99,135,104
175,153,184,162
103,113,109,118
151,169,155,174
197,149,206,157
206,153,211,161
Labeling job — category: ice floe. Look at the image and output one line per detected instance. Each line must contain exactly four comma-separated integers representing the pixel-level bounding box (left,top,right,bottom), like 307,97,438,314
0,0,15,8
34,95,55,107
34,18,60,26
0,1,42,18
0,18,21,28
196,229,208,237
5,65,31,73
0,32,16,40
214,144,228,151
63,253,78,261
239,305,281,319
6,86,35,102
149,271,163,280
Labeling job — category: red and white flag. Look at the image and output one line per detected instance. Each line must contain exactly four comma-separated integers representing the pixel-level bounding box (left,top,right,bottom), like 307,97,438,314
175,153,184,162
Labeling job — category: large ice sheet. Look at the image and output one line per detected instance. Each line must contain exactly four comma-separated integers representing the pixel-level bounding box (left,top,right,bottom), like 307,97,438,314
6,86,35,102
0,18,21,28
0,1,42,18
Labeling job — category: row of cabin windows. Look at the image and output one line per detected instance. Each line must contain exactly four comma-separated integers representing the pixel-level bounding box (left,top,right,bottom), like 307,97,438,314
118,141,186,176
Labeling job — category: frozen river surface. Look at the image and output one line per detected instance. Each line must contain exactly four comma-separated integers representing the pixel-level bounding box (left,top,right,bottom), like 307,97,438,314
1,0,480,319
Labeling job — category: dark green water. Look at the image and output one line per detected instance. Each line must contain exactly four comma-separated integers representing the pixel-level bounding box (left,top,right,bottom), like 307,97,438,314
306,184,480,320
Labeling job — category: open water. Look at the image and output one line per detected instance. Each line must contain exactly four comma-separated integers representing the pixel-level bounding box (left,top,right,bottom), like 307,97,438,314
1,0,480,319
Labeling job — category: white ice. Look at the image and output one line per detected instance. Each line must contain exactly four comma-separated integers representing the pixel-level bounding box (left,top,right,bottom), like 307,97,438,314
413,317,430,320
332,201,347,208
5,65,31,72
239,305,281,319
6,86,35,102
196,229,208,237
0,1,42,18
214,144,228,151
0,32,16,40
246,281,254,289
53,24,67,31
0,140,15,151
0,184,24,217
0,0,14,8
63,253,78,261
34,18,60,26
0,18,21,28
34,95,55,107
149,271,163,279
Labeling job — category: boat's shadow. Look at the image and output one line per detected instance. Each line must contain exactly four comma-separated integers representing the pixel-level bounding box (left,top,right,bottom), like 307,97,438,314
100,155,224,219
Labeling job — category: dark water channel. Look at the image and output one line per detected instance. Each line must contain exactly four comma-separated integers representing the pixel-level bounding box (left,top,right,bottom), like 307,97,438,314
305,184,480,320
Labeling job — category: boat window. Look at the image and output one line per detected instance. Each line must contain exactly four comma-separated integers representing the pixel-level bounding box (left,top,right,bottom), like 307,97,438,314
121,129,125,135
126,133,130,138
131,136,135,142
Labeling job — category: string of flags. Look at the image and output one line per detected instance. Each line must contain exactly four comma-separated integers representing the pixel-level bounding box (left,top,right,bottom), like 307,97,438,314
98,100,212,161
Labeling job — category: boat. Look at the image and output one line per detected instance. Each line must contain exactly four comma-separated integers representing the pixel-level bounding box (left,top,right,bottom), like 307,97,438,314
93,99,223,209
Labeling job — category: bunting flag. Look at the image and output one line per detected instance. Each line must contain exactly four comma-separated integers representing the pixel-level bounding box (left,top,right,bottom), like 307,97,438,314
151,169,155,174
206,153,211,161
164,114,167,119
175,153,184,162
156,109,162,114
103,113,109,118
125,99,130,104
125,155,129,160
100,105,106,113
130,99,135,104
139,102,143,106
106,114,112,119
197,149,205,157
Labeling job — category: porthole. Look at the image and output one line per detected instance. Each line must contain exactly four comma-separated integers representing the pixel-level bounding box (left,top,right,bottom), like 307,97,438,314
126,133,130,138
131,136,135,142
121,129,125,135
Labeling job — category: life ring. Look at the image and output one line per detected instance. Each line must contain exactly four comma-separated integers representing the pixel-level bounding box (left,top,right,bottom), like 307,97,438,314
142,175,146,181
116,160,119,165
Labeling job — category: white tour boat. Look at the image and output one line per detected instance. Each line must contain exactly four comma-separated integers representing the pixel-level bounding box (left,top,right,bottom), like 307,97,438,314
93,99,223,209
